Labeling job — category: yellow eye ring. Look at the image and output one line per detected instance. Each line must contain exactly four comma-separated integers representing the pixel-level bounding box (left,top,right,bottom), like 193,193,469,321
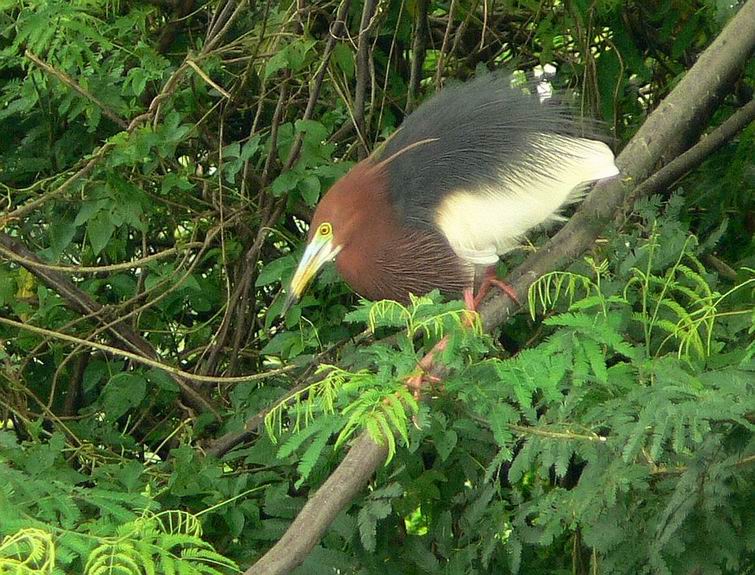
318,222,332,236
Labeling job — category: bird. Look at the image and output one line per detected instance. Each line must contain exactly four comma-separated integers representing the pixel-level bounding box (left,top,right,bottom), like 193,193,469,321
282,73,619,312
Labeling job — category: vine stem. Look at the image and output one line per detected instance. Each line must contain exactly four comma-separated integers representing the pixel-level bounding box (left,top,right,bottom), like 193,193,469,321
0,316,295,387
0,242,204,273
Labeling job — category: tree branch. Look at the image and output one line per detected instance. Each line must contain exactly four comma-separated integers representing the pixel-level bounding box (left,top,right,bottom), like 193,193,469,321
25,51,129,128
0,242,204,273
353,0,378,156
247,432,389,573
0,316,294,388
621,96,755,213
434,0,457,88
246,1,755,572
406,0,429,112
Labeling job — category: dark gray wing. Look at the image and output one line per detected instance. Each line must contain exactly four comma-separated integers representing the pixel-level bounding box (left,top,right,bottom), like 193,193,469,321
379,73,607,229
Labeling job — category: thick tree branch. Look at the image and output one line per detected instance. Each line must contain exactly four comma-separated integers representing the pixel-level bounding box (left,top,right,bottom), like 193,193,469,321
247,1,755,573
621,96,755,213
248,432,388,573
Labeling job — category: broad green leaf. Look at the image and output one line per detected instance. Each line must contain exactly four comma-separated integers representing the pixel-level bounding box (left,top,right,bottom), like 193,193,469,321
48,216,77,257
87,211,115,255
0,269,15,306
271,170,301,197
256,255,295,287
101,372,147,420
332,43,354,77
74,198,110,226
298,174,321,206
294,119,329,143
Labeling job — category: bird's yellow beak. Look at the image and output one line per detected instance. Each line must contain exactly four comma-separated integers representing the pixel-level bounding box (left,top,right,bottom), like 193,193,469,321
282,235,341,314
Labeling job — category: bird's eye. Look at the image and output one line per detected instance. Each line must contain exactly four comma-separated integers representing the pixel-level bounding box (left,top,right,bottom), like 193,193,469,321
318,222,332,237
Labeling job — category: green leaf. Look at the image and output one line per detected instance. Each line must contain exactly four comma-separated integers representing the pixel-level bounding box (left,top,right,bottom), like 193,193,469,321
294,421,336,488
74,198,110,226
256,255,295,287
264,49,289,80
126,67,148,96
87,211,115,255
332,43,355,77
222,142,241,158
48,216,77,257
358,497,392,553
294,119,329,143
146,368,179,393
271,170,301,197
434,428,457,462
264,38,317,79
286,38,317,70
82,359,112,393
161,172,193,195
101,372,147,420
298,174,321,206
0,269,16,306
315,162,353,180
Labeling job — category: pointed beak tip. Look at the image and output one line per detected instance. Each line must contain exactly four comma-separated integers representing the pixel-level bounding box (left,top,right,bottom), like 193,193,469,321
279,236,339,318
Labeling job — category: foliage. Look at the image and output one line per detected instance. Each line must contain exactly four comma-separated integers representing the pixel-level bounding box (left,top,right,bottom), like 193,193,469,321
0,0,752,574
264,294,478,464
0,432,239,574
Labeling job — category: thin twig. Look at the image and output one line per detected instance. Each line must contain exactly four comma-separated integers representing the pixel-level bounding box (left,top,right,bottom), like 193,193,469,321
434,0,457,88
204,0,252,53
25,50,128,128
353,0,378,156
0,316,296,386
508,424,607,442
1,145,112,225
0,242,204,273
703,253,738,281
187,59,232,98
260,80,289,188
406,0,428,112
284,0,352,170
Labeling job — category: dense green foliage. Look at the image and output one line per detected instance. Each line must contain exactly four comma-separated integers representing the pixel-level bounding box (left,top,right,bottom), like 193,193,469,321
0,0,752,574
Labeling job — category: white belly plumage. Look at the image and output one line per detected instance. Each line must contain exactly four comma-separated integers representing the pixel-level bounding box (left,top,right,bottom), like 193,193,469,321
434,135,619,265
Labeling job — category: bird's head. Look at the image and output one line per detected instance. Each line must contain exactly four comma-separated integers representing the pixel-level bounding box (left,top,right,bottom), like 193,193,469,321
282,163,379,312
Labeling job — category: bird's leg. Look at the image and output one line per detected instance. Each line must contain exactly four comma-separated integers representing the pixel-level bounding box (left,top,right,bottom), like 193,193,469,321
468,266,519,310
462,287,482,329
463,287,476,310
406,269,515,399
405,336,448,400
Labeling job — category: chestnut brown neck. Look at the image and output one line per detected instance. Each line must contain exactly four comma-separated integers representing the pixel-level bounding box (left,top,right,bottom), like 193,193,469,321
322,162,472,303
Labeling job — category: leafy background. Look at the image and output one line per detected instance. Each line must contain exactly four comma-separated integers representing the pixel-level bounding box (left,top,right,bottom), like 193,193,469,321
0,0,753,574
